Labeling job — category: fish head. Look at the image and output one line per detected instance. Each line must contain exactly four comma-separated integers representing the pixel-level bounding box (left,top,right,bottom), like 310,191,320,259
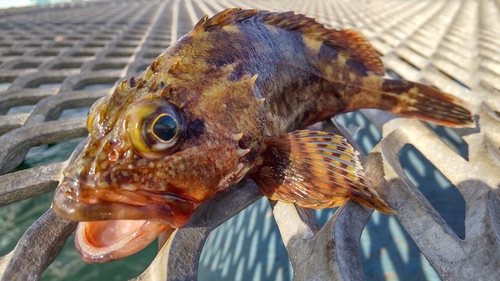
52,35,265,262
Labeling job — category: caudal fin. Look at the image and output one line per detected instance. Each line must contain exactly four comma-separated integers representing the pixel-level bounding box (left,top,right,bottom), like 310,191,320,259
379,79,474,128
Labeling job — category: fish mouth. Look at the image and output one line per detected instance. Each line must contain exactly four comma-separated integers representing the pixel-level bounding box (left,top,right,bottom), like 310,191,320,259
75,220,170,263
52,180,197,262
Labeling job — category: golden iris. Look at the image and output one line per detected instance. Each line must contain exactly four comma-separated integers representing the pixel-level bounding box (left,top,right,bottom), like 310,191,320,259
127,99,184,158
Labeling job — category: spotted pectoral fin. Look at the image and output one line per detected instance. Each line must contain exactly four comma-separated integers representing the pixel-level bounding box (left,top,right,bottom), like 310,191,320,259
250,130,394,214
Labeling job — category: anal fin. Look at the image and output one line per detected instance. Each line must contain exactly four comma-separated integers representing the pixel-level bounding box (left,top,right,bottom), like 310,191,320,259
250,130,394,214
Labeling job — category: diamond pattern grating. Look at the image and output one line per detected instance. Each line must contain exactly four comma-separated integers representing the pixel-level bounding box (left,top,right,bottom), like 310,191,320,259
0,0,499,280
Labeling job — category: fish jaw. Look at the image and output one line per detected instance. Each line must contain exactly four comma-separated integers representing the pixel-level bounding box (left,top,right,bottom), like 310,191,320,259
52,179,195,262
52,180,197,228
75,220,169,263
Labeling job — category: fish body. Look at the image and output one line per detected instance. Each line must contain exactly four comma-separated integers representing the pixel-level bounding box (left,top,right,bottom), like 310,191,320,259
52,8,473,262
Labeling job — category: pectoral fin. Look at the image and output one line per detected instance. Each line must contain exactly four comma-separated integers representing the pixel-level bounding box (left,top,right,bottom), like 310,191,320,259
250,130,393,214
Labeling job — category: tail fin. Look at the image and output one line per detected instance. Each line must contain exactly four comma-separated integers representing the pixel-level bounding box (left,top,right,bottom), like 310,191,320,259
378,79,474,128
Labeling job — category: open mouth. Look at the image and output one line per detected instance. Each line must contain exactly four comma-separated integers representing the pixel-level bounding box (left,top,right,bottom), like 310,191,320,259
75,219,170,263
52,180,197,262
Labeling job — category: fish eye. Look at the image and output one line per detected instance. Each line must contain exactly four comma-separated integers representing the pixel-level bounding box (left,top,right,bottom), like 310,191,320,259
151,114,178,142
127,99,185,158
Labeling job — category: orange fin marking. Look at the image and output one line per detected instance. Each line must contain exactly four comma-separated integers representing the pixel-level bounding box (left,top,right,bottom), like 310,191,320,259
250,130,394,214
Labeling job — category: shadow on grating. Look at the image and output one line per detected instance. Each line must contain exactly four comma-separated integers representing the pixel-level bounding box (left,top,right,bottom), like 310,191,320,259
199,198,292,281
74,79,117,91
399,144,466,239
328,113,443,281
425,123,469,161
360,212,439,281
336,111,382,154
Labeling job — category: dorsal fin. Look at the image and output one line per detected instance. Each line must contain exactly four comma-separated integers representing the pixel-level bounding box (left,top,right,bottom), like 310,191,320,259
194,8,384,76
195,8,258,32
260,11,384,75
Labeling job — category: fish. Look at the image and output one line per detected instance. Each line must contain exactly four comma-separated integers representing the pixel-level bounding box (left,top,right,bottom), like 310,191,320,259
52,8,474,263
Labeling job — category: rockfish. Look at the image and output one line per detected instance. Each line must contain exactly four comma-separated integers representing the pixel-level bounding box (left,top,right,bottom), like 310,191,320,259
52,8,473,262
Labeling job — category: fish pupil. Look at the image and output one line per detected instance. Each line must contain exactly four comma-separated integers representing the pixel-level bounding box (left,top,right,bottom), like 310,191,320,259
152,115,177,142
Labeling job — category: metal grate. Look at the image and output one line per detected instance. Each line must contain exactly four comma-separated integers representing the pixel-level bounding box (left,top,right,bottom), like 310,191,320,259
0,0,499,280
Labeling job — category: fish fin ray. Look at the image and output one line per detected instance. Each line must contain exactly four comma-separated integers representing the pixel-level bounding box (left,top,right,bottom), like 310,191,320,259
322,28,384,76
380,79,474,127
260,13,383,75
250,130,394,214
200,8,257,31
199,9,383,75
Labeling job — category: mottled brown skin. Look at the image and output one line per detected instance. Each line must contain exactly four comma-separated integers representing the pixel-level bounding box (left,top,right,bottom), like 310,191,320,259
52,8,473,263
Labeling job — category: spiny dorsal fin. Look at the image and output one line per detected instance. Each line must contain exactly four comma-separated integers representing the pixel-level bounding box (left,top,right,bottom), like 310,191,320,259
195,8,258,32
194,8,384,76
260,11,384,75
250,130,394,214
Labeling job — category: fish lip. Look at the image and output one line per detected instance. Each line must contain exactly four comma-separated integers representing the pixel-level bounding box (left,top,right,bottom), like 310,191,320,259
52,179,197,228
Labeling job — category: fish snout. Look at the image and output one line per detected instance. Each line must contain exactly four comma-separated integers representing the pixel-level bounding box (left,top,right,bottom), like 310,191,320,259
52,179,197,228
